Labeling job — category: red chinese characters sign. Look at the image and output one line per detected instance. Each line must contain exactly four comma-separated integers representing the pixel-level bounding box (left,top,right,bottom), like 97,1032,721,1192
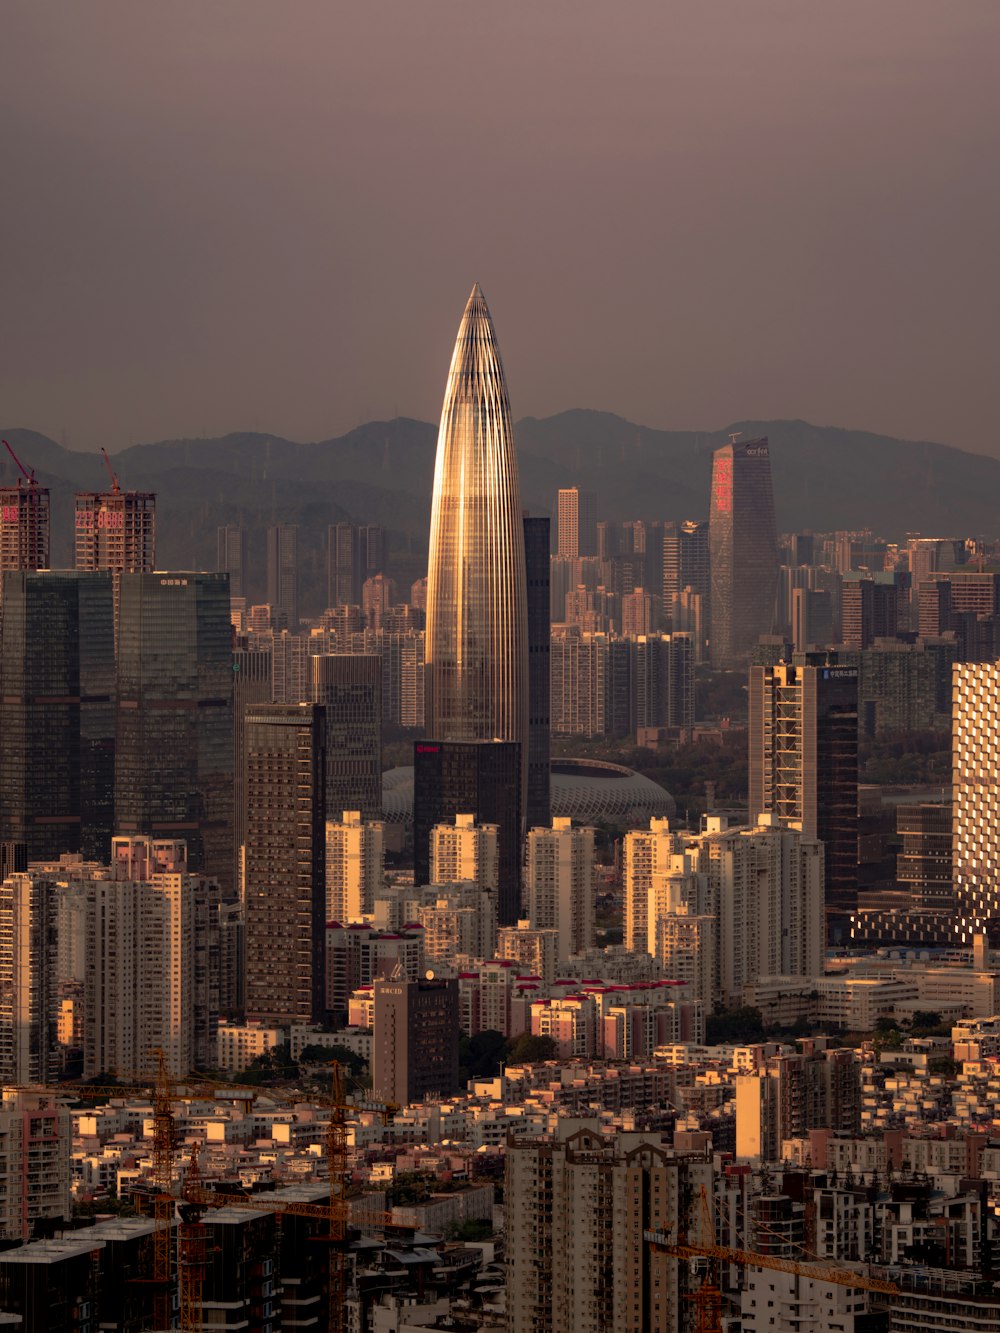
713,459,732,513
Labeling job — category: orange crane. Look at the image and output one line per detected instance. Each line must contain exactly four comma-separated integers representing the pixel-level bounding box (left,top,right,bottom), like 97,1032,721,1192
645,1185,898,1333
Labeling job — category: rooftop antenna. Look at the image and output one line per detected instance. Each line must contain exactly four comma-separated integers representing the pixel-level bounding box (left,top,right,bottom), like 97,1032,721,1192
728,431,742,445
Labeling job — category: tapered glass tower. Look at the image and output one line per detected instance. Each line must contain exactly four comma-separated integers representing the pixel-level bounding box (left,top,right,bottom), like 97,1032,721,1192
425,285,528,808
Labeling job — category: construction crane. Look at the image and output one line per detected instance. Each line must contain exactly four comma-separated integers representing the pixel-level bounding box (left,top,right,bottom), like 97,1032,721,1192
100,446,121,494
1,438,37,486
645,1184,898,1333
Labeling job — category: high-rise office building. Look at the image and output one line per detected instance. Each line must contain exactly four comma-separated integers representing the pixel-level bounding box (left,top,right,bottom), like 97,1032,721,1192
953,662,1000,943
708,436,779,666
232,641,271,900
244,703,327,1024
372,977,460,1106
75,485,155,637
327,522,385,608
115,572,234,894
556,487,597,558
524,514,551,829
325,810,384,923
840,572,904,649
413,739,522,924
749,660,859,929
309,653,382,820
524,817,595,962
0,571,115,862
0,872,58,1086
424,285,529,827
217,524,248,600
662,519,709,619
266,523,299,628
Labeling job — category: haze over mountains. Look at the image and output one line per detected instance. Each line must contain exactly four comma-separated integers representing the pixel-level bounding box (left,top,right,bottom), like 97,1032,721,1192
2,412,995,613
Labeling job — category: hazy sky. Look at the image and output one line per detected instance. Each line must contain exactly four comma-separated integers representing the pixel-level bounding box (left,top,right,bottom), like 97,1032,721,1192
1,2,998,456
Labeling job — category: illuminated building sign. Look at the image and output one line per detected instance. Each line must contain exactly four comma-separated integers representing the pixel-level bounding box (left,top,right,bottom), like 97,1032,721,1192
713,458,732,513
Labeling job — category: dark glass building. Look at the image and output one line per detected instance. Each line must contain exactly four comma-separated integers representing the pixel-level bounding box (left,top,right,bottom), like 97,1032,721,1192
115,572,234,893
373,976,460,1106
217,524,248,600
0,571,115,861
524,515,551,831
309,653,382,820
244,702,327,1024
413,739,522,924
708,436,779,666
327,522,385,608
266,523,299,627
749,659,859,939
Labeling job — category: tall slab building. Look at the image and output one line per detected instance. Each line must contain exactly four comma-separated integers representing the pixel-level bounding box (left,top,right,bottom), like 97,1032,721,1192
0,571,115,862
115,572,234,895
708,436,779,666
424,285,529,834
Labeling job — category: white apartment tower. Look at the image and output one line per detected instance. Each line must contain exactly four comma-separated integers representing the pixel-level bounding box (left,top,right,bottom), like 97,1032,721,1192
325,810,385,922
430,813,499,891
624,817,682,952
698,815,825,1004
525,818,595,962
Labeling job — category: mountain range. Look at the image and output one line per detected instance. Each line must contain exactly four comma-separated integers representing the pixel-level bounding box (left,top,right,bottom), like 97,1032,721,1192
2,412,996,614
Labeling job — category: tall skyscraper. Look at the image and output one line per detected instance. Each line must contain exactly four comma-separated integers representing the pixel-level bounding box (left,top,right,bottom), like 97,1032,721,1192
413,739,522,924
328,522,385,608
266,523,299,627
708,436,779,665
424,285,529,826
115,572,234,894
217,524,248,600
0,571,115,862
244,703,327,1024
75,483,155,638
524,514,551,829
232,641,272,898
309,654,382,820
749,660,859,931
556,487,597,558
662,518,709,619
951,662,1000,944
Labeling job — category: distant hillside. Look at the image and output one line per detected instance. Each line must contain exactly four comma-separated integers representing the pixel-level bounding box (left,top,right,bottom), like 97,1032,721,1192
2,413,996,616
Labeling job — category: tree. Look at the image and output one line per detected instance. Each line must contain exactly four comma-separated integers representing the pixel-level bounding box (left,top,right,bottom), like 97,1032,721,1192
459,1030,507,1083
504,1033,558,1064
299,1044,366,1080
706,1006,764,1045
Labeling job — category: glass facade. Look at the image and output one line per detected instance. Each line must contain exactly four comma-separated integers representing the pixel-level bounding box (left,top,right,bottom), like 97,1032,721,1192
0,570,115,861
425,284,529,823
115,572,234,893
708,437,779,666
309,652,382,821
